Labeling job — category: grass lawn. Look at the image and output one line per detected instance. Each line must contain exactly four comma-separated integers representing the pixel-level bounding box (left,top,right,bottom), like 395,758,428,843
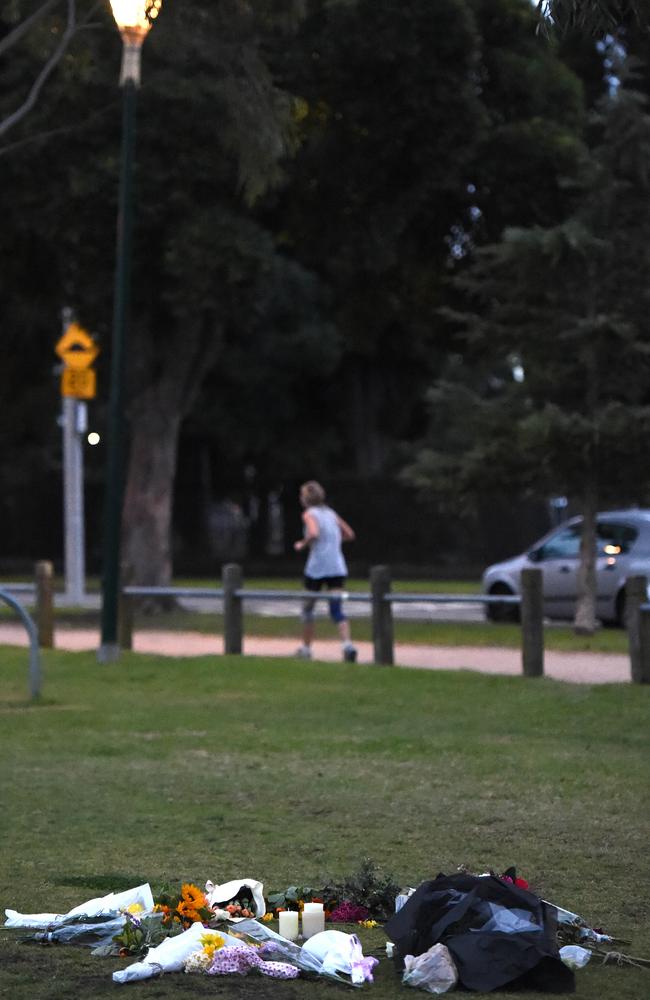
0,647,648,999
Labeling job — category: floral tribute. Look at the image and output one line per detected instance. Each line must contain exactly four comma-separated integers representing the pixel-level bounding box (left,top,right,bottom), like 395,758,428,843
211,896,257,921
183,930,226,973
153,883,213,929
266,857,400,926
185,939,299,980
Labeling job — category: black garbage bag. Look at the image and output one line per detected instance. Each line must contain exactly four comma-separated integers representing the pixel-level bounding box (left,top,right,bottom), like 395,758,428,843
384,873,575,993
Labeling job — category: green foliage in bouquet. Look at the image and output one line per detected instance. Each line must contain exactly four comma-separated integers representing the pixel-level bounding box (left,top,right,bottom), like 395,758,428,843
320,858,401,921
266,885,319,913
92,912,178,958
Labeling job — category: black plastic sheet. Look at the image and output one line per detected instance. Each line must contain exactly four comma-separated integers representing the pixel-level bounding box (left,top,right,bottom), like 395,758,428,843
385,873,575,993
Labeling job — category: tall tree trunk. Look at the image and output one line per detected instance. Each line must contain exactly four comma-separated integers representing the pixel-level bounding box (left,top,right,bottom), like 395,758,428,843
574,487,598,635
120,316,222,596
574,315,600,636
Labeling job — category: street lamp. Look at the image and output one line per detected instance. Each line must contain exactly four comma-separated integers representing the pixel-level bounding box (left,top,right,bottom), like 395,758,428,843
99,0,162,663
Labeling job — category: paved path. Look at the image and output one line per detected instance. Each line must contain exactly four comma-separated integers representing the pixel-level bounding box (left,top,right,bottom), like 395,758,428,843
0,624,630,684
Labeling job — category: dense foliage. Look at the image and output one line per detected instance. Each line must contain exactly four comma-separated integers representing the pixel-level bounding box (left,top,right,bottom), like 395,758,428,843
1,0,645,585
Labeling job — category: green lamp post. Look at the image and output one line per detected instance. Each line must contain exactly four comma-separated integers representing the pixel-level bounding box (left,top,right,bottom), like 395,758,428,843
99,0,162,663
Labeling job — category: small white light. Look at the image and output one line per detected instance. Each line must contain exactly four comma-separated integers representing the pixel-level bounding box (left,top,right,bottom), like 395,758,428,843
88,432,101,446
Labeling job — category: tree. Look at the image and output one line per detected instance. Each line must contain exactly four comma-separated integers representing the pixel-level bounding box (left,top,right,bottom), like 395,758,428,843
261,0,487,475
405,84,650,632
263,0,586,476
0,0,99,142
539,0,647,37
0,0,590,584
0,1,327,589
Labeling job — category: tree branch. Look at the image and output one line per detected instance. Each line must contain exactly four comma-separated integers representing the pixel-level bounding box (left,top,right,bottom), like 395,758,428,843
0,0,61,59
0,0,77,140
0,98,117,158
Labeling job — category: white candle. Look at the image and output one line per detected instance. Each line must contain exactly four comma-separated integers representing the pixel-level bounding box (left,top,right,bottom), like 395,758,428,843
301,902,325,938
278,910,299,941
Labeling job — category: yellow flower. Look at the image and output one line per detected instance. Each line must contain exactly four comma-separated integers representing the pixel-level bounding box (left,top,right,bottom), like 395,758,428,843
261,913,274,922
200,931,225,959
181,883,207,908
178,900,201,923
124,903,144,914
358,919,379,929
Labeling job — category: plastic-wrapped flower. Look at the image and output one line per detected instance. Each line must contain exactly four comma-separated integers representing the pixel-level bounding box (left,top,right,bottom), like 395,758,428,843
200,931,225,960
124,902,144,914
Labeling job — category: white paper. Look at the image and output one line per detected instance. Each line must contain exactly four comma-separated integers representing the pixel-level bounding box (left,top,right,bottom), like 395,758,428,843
113,921,206,982
112,923,246,983
4,883,154,930
204,877,266,919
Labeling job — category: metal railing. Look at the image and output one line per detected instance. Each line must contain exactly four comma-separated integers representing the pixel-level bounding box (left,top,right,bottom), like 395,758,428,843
0,587,41,699
6,563,650,683
112,566,534,671
121,563,541,677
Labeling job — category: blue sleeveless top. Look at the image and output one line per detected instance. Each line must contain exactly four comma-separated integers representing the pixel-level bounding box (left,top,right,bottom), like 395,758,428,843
304,505,348,579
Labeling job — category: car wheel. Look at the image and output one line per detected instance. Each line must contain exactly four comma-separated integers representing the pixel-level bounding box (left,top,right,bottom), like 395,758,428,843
485,584,520,623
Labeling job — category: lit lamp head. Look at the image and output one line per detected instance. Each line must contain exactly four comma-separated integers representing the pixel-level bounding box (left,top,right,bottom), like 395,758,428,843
109,0,162,86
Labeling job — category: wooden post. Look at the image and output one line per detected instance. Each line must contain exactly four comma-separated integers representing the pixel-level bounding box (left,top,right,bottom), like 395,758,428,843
625,575,647,683
634,603,650,684
118,563,134,651
223,563,243,655
520,568,543,677
370,565,394,665
35,560,54,649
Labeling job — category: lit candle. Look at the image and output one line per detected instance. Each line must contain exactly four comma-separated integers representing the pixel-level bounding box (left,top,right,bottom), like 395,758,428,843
301,902,325,938
278,910,299,941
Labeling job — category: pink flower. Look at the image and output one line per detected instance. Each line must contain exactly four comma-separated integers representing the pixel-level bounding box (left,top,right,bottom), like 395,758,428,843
329,901,370,923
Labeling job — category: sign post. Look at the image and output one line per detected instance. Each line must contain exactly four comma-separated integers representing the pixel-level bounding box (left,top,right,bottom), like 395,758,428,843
56,318,99,605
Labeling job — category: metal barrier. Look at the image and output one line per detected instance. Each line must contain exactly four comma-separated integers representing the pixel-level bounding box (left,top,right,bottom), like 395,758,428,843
6,563,648,683
0,588,42,699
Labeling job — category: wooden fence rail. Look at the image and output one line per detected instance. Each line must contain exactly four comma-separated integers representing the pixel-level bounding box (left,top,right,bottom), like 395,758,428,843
7,563,650,682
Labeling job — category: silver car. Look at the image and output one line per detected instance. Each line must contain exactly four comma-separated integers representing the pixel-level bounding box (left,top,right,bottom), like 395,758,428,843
482,508,650,625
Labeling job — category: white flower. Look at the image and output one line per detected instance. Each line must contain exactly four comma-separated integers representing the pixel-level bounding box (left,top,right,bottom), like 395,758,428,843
184,951,212,974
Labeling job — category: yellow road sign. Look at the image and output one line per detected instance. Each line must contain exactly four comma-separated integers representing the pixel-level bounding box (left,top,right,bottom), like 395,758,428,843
55,323,99,370
61,367,97,399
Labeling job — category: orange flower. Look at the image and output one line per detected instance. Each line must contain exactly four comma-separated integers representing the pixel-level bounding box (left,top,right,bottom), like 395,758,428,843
178,900,202,923
181,883,207,908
